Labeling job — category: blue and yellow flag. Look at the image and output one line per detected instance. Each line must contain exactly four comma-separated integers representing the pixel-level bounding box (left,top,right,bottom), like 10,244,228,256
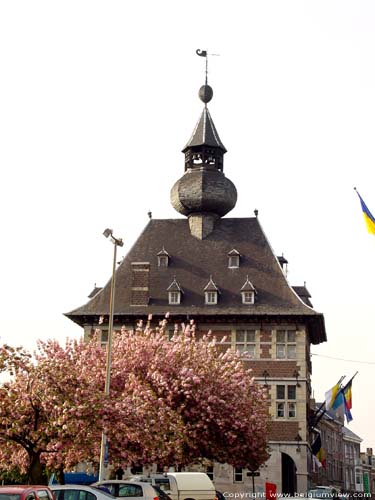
355,189,375,234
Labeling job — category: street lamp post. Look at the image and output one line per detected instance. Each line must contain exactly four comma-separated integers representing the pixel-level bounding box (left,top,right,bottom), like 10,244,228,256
99,228,124,481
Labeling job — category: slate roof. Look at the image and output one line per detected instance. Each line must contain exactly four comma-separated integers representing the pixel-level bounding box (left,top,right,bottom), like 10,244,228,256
342,426,362,443
182,107,227,152
292,285,313,307
66,217,326,344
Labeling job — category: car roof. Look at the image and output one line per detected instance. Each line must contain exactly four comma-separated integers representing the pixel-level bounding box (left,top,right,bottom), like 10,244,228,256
0,487,51,493
94,481,150,485
50,485,113,497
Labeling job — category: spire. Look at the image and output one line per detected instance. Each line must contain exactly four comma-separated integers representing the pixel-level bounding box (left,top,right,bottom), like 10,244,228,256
170,51,237,239
183,106,227,154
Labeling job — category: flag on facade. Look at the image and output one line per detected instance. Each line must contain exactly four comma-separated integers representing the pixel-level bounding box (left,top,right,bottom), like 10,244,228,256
343,380,352,409
312,434,326,468
343,381,353,423
355,189,375,234
325,382,341,410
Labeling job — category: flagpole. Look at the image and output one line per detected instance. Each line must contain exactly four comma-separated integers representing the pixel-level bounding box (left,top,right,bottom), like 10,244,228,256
309,376,345,431
341,371,358,390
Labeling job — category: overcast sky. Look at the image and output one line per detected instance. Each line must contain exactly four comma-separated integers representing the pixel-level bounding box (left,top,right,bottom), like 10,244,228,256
1,1,375,449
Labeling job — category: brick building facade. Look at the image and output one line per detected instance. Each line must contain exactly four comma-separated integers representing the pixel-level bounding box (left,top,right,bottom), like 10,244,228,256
67,80,327,495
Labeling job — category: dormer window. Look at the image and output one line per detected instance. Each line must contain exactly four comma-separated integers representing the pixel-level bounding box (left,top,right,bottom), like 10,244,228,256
169,291,181,304
157,247,170,268
242,291,255,304
241,276,256,305
204,276,219,305
205,291,217,304
228,249,240,268
167,277,183,305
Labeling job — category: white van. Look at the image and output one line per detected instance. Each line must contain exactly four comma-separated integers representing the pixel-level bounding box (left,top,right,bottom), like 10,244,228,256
133,472,216,500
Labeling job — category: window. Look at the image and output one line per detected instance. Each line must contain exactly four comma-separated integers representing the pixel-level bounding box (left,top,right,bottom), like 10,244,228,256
130,465,143,475
235,330,256,358
228,255,239,268
228,249,240,268
242,291,254,304
276,330,296,359
276,385,297,419
168,291,181,304
205,291,217,305
233,467,243,483
100,330,108,344
206,465,214,480
158,256,168,267
118,485,143,497
52,490,96,500
38,491,53,500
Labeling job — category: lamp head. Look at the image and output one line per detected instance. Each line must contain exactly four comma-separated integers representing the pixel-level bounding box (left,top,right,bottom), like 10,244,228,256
103,228,113,238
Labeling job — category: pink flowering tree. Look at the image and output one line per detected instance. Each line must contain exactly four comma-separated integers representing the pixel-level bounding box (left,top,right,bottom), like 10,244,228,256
0,319,270,483
0,339,106,483
106,319,270,470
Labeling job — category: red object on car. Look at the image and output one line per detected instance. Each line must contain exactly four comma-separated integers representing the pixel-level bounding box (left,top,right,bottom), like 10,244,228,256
0,485,54,500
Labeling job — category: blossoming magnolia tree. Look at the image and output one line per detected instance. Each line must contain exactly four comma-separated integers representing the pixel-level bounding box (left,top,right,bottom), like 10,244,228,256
0,319,270,484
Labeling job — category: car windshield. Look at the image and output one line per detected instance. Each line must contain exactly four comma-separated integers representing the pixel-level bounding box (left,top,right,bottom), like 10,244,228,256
308,490,335,498
0,495,21,500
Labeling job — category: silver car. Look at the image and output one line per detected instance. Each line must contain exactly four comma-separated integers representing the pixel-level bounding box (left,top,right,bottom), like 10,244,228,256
92,481,159,500
51,484,115,500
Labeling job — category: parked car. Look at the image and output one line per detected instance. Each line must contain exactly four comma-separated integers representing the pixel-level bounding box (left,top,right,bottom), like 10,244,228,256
127,473,215,500
49,472,99,486
0,486,54,500
308,487,337,498
92,481,158,500
51,484,114,500
152,485,172,500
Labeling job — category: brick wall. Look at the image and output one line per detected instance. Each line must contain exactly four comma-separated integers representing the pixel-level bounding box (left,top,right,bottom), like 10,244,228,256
268,420,299,440
131,262,150,305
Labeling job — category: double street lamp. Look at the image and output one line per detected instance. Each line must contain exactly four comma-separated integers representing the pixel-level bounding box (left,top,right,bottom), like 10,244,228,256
98,228,124,481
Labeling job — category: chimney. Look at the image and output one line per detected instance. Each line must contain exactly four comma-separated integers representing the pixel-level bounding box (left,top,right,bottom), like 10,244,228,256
131,262,150,306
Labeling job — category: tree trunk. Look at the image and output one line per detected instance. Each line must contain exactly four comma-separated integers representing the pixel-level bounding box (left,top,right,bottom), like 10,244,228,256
56,465,65,485
28,452,46,485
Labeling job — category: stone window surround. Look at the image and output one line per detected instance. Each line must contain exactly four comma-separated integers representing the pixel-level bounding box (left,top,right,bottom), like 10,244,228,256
276,384,297,419
233,466,243,483
276,329,297,359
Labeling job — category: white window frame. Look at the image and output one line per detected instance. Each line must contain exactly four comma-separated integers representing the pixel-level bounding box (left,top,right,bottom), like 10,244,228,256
241,291,254,304
168,291,181,305
205,291,218,305
228,255,240,268
158,255,168,267
235,330,256,358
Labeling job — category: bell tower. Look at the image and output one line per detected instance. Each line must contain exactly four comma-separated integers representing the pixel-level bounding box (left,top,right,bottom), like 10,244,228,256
170,53,237,239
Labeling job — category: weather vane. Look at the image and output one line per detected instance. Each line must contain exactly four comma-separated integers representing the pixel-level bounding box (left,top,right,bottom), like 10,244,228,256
196,49,219,86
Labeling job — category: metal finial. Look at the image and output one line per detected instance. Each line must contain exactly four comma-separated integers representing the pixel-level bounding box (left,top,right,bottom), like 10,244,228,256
254,209,259,217
196,49,219,105
196,49,208,85
148,210,152,219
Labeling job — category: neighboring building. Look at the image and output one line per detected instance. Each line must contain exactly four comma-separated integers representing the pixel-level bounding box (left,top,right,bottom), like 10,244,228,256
360,448,375,496
310,404,344,491
66,79,327,495
343,427,362,494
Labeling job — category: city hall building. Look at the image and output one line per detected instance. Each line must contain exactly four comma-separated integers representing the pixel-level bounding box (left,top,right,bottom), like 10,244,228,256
66,77,327,495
